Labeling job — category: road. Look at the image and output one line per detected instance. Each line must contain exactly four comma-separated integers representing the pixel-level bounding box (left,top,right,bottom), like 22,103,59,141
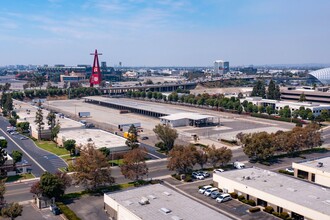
0,117,67,177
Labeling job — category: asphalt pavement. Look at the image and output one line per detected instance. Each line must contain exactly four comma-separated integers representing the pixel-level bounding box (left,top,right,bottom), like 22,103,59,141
0,116,67,177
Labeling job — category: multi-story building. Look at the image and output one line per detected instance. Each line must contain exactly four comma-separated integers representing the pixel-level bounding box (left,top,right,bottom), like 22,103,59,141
214,60,229,74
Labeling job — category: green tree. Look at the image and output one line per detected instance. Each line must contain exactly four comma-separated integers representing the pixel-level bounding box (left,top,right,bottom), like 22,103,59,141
194,149,208,170
11,151,22,165
266,105,274,115
167,145,197,174
258,105,265,113
0,139,7,149
274,85,281,100
73,143,115,189
279,106,291,118
320,109,329,121
16,122,30,132
51,120,60,141
34,101,44,140
267,79,276,99
64,139,76,155
239,132,275,161
39,172,66,199
206,145,232,168
46,111,56,129
99,147,110,157
1,202,23,220
153,124,178,152
125,125,139,149
121,148,148,181
251,80,266,98
299,92,307,102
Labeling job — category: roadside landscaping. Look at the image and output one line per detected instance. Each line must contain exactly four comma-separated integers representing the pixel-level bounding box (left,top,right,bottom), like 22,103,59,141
34,140,68,156
3,173,35,182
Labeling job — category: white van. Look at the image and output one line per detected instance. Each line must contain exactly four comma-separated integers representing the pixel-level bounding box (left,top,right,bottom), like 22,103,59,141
234,161,245,169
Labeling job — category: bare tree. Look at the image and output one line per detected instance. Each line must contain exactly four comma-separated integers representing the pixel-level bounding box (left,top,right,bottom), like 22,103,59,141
120,148,148,181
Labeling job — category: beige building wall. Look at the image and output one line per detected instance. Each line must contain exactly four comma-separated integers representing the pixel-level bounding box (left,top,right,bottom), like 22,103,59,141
293,162,330,187
104,195,141,220
214,174,330,220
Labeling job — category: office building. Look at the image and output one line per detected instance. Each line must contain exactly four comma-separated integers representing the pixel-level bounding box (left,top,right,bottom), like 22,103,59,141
214,60,229,74
104,184,231,220
213,167,330,220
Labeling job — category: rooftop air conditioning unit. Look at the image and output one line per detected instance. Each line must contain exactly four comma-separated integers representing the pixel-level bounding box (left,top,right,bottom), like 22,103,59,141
138,197,149,205
317,162,323,167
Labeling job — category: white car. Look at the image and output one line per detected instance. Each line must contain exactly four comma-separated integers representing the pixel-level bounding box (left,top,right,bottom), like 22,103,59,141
213,169,224,173
286,168,294,173
216,193,232,203
192,172,205,180
198,185,212,194
204,187,218,196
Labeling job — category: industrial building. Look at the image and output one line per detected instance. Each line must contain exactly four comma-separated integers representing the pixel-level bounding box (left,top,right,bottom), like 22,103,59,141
292,157,330,187
243,97,330,116
160,112,218,127
104,184,231,220
213,167,330,220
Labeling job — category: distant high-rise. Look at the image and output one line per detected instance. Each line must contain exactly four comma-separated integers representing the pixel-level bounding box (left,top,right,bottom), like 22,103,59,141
101,61,107,68
214,60,229,74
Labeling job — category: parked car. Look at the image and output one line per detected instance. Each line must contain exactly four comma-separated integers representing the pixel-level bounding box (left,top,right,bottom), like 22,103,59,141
50,204,60,215
204,187,218,196
286,168,294,173
216,193,232,203
20,136,28,140
198,171,210,178
234,161,245,169
210,191,221,199
213,169,224,173
141,136,149,140
10,131,19,135
192,172,204,180
198,185,212,194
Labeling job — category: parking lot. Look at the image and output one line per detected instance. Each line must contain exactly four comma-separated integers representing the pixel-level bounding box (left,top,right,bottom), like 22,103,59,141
165,178,278,220
47,98,294,148
16,202,62,220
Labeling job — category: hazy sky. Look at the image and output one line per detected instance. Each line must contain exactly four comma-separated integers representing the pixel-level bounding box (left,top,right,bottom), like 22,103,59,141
1,0,329,66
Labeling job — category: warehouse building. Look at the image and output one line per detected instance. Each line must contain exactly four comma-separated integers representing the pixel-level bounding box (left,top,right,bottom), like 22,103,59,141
292,157,330,187
104,184,231,220
213,167,330,220
160,112,218,127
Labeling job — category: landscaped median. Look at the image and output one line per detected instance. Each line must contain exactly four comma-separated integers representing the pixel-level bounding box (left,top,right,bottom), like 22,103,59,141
33,140,68,156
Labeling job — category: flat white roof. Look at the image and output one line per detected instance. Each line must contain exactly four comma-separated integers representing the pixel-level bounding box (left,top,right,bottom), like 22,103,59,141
160,112,216,121
59,129,129,152
215,167,330,216
105,184,231,220
294,157,330,174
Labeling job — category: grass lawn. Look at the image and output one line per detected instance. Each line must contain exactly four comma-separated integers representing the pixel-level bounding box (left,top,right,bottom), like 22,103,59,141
4,173,35,182
109,159,124,166
34,140,68,156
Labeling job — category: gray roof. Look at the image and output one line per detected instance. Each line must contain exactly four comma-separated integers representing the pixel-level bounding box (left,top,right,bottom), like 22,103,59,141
216,167,330,216
294,157,330,174
84,96,187,115
105,184,231,220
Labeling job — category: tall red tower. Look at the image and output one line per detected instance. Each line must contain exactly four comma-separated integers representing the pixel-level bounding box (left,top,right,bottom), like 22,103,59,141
89,49,102,87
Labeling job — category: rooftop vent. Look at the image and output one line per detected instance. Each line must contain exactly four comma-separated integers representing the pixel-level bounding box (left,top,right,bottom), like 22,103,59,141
160,208,172,214
317,162,323,167
286,187,297,192
148,195,157,200
124,200,133,206
163,191,171,196
138,197,149,205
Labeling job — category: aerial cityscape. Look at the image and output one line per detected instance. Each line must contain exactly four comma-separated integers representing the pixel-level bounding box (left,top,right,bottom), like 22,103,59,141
0,1,330,220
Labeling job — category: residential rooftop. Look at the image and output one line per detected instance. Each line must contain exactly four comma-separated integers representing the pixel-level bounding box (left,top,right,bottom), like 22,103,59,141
216,167,330,216
105,184,231,220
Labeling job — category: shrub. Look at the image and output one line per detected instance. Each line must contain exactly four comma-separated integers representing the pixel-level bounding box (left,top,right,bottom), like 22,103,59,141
229,192,238,199
56,202,81,220
238,195,245,201
280,212,290,219
272,212,280,217
264,206,274,213
247,199,256,206
249,207,260,213
184,174,192,182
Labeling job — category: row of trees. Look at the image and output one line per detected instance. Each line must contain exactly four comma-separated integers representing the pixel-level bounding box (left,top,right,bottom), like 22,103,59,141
251,79,281,100
238,123,322,161
167,144,233,174
11,87,100,101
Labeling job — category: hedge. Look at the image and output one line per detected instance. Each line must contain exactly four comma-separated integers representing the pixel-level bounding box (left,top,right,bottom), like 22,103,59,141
263,206,274,213
229,192,238,199
249,207,260,213
250,113,306,124
56,202,81,220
